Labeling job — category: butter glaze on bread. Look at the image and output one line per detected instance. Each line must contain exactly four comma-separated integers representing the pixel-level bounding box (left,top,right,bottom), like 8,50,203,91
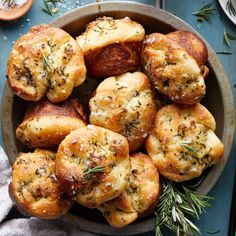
77,17,145,78
98,153,161,228
145,103,224,182
16,97,87,149
9,149,71,219
7,24,86,102
56,125,130,208
141,33,206,105
89,72,157,152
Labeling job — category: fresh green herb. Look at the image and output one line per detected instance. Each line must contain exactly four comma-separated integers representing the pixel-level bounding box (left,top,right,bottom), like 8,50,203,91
42,53,53,75
216,51,233,55
223,30,236,46
206,229,221,234
84,165,106,175
41,0,63,16
180,143,197,153
193,3,216,22
47,0,64,3
124,119,140,136
83,156,106,175
226,0,236,16
155,180,212,236
41,0,53,16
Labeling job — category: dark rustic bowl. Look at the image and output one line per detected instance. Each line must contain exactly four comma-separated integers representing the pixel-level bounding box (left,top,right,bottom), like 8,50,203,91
1,2,235,235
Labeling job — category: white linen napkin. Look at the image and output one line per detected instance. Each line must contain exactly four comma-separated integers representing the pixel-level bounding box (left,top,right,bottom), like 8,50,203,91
0,146,13,223
0,146,97,236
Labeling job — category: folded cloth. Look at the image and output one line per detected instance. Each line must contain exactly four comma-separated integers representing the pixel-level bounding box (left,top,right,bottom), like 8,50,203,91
0,146,97,236
0,146,13,223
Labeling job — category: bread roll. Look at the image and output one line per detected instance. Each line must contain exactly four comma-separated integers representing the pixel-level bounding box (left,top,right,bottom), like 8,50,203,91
167,30,208,67
77,17,145,78
145,103,224,182
9,149,71,219
89,72,157,152
7,24,86,102
16,97,87,149
141,33,206,105
56,125,130,208
98,152,161,228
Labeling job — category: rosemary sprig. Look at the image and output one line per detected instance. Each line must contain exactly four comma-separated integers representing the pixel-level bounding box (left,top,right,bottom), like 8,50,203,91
155,179,212,236
41,0,63,16
180,143,197,153
42,53,53,78
226,0,236,16
193,3,216,22
41,0,53,16
223,30,236,46
84,165,106,175
83,156,106,175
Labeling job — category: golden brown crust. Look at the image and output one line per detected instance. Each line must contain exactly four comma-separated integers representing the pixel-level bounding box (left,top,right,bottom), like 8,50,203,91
77,17,145,78
145,103,224,182
7,24,86,102
84,42,141,78
141,33,206,105
89,72,157,152
98,153,161,228
56,125,130,208
16,97,87,149
9,149,71,219
167,30,208,67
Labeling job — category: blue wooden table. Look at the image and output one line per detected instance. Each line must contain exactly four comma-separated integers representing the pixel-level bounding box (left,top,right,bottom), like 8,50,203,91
0,0,235,235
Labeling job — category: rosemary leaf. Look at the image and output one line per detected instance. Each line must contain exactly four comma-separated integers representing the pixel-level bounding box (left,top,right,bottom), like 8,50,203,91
180,143,197,153
226,0,236,16
41,0,53,16
84,165,106,175
155,179,212,236
83,156,106,175
206,229,221,234
41,0,63,15
224,30,236,46
46,0,64,3
216,51,232,55
42,53,54,80
42,53,53,71
193,3,216,22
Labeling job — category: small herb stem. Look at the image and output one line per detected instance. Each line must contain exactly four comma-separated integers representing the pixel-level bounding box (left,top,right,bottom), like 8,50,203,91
41,0,63,16
83,156,106,175
155,179,212,235
223,30,236,46
84,165,106,175
193,3,216,22
206,229,221,234
216,51,232,55
226,0,236,16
